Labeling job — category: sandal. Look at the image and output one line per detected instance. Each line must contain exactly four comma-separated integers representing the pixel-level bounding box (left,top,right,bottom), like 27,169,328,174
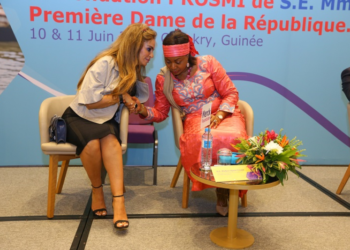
91,184,107,217
113,194,129,229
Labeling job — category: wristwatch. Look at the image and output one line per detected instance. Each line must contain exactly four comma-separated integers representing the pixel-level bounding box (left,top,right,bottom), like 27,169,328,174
217,114,224,120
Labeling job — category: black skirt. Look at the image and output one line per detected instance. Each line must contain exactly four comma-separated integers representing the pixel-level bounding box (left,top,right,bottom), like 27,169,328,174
62,107,121,155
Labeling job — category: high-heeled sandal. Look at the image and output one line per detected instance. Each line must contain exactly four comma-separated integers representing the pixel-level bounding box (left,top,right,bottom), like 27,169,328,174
91,184,107,217
216,188,229,216
112,194,129,229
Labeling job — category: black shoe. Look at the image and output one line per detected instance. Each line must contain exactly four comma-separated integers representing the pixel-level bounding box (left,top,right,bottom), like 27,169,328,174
113,194,129,229
91,184,107,217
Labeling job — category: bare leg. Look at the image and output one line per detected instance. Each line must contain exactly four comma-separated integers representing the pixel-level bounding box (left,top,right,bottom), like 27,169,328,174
80,139,106,216
216,188,229,216
100,134,128,228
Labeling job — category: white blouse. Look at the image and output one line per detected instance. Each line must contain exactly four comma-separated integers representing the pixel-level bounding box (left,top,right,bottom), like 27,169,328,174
70,55,149,124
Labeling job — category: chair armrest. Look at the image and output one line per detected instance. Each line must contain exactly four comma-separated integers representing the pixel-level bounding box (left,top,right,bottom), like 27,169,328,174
120,105,129,154
238,100,254,137
39,98,52,145
171,107,183,150
244,104,254,137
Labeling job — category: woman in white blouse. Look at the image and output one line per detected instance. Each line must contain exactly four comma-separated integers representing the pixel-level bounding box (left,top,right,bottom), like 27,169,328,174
62,23,156,229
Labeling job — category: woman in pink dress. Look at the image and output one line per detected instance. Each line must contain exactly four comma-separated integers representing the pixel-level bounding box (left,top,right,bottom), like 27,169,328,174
130,29,248,216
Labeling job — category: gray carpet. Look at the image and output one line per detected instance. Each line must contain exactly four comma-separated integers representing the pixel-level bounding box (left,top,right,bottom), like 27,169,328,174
86,217,350,250
0,220,80,250
0,165,349,249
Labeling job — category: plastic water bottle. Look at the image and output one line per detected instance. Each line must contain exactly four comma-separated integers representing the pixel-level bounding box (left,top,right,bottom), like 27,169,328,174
201,127,213,170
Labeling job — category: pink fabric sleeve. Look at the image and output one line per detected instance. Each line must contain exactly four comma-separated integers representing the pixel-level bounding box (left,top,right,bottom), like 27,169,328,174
207,55,238,113
143,74,171,122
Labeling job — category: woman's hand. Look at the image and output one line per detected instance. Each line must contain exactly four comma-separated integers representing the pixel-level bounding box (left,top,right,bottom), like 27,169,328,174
209,111,227,129
122,93,132,105
131,96,141,114
209,114,220,129
123,93,138,114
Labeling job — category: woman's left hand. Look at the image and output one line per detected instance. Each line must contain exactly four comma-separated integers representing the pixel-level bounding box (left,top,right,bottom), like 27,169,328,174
210,115,220,129
209,112,227,129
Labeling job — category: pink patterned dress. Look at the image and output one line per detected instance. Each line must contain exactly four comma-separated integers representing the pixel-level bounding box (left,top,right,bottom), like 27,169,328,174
144,55,248,191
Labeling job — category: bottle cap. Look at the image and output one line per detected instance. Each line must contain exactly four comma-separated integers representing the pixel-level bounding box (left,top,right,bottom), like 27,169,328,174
205,127,210,132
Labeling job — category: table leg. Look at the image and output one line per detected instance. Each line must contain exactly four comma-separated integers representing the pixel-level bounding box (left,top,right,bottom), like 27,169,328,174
210,189,254,249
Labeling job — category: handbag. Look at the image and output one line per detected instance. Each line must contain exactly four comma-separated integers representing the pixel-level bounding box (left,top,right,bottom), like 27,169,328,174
49,115,67,143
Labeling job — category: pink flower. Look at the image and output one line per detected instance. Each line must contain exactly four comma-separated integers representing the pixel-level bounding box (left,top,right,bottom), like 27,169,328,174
262,130,278,144
277,161,287,169
290,158,306,163
266,130,278,141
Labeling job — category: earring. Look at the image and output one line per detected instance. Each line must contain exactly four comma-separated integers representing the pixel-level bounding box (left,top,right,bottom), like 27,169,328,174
187,62,189,68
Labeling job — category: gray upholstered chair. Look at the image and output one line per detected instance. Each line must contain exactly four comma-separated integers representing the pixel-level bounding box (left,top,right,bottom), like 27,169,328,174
39,95,129,218
170,100,254,208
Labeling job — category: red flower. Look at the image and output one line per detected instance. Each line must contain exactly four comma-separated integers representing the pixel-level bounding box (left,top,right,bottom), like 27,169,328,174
266,130,278,141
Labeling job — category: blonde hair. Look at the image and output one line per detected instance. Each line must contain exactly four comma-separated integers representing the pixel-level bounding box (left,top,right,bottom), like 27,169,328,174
77,23,157,95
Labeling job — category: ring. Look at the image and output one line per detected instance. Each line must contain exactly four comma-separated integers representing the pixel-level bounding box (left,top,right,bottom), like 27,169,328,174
214,120,218,123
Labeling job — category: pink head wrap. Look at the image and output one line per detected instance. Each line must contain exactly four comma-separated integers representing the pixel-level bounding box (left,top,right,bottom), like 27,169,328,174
163,43,189,57
162,34,199,58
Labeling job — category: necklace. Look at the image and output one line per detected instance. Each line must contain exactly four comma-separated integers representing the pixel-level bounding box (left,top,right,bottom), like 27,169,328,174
183,67,192,85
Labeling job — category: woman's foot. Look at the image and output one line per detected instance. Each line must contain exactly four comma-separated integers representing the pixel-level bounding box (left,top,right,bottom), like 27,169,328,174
112,195,129,229
91,184,107,217
216,188,229,216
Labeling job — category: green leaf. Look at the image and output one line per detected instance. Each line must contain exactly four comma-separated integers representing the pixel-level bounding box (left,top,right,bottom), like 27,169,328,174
289,168,299,176
276,171,285,186
266,168,276,177
277,156,291,164
280,149,297,158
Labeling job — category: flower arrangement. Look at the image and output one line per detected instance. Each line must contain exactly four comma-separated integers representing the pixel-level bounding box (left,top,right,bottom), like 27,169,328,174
233,129,306,185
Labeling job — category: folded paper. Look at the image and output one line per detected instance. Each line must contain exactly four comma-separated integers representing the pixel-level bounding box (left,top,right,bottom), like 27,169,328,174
211,165,262,183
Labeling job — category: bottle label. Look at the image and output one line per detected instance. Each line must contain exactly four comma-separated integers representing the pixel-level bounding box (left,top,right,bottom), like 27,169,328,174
203,140,212,148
